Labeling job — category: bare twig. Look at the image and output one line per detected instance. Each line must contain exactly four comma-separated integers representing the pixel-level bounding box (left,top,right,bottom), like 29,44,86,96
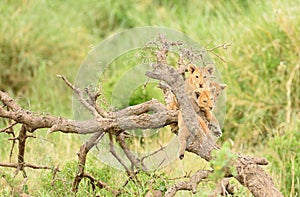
141,144,166,163
0,121,18,133
116,133,148,171
205,42,232,63
109,133,132,176
57,75,101,118
85,86,109,117
0,162,52,170
206,43,231,52
0,120,18,162
207,51,226,62
83,172,119,196
165,170,212,197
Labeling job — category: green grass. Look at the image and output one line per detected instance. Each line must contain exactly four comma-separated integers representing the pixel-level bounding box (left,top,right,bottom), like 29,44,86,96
0,0,299,196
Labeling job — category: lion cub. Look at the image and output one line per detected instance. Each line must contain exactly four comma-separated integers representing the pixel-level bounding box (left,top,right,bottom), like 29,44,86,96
168,64,214,134
193,85,225,138
184,64,214,95
191,81,226,138
178,88,213,159
209,81,227,104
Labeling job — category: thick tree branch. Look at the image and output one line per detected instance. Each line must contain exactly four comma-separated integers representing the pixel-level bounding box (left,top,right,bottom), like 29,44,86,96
235,155,283,197
17,124,27,176
0,91,177,135
112,99,166,117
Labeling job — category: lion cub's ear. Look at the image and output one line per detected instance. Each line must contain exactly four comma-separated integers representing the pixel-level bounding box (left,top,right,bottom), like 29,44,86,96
210,86,216,95
193,89,202,99
187,64,198,74
206,64,215,75
220,84,227,90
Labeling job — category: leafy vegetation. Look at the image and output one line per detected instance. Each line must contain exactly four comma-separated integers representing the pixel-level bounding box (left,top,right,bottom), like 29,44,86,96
0,0,299,196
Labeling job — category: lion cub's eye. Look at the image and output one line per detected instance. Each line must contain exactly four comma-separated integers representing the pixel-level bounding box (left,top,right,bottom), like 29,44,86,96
203,75,207,79
195,75,199,78
203,100,208,103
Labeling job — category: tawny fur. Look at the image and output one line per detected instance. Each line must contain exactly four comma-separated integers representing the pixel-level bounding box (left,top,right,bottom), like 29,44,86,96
184,64,214,96
193,89,214,121
169,63,215,113
193,88,224,138
165,91,180,134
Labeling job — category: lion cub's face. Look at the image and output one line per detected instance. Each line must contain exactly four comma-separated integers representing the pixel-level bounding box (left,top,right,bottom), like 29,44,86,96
193,89,214,111
210,81,227,103
187,64,213,90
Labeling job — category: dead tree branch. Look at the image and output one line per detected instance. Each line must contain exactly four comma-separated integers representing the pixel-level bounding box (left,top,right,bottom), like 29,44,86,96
109,133,132,177
0,162,52,170
116,133,148,171
16,124,28,177
72,130,105,192
235,154,283,197
0,121,17,133
83,172,119,196
0,91,177,135
165,170,212,197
